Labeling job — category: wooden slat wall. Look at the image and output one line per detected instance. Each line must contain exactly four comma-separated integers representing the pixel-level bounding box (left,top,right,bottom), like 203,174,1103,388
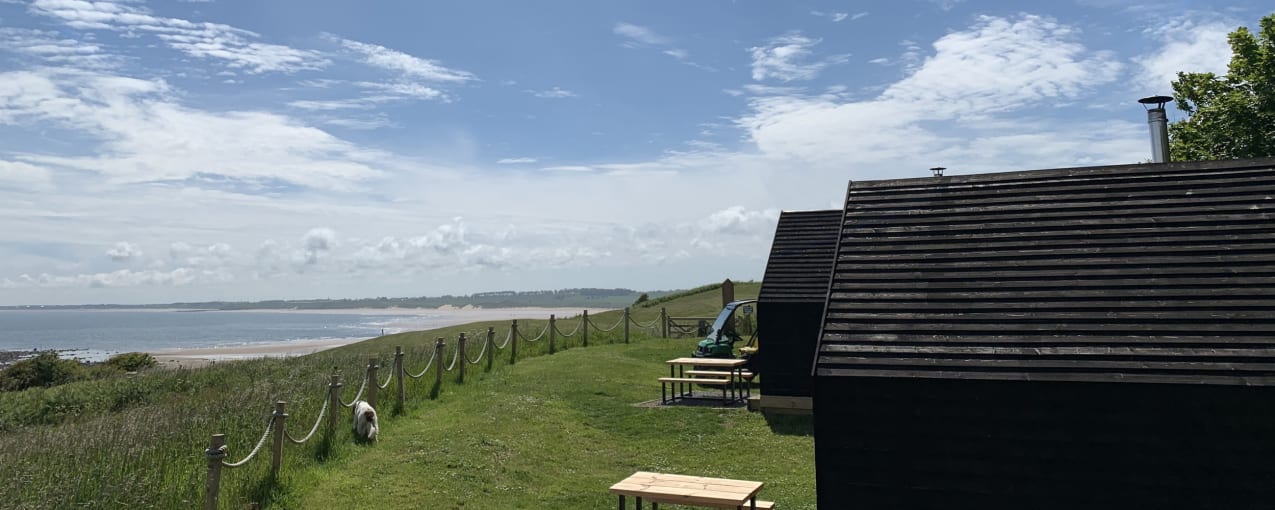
815,158,1275,385
814,378,1275,509
758,210,842,303
757,210,841,397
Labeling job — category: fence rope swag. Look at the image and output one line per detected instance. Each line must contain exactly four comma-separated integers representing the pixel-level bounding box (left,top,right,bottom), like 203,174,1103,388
376,364,394,390
286,389,331,445
404,348,438,379
555,317,584,338
222,413,276,468
338,373,368,408
520,325,549,343
203,306,676,509
590,314,626,332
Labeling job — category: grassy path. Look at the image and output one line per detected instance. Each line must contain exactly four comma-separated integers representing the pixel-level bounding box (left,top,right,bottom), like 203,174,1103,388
283,338,816,509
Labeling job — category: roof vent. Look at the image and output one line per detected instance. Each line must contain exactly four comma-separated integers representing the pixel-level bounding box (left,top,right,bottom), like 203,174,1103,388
1138,95,1173,163
930,166,946,177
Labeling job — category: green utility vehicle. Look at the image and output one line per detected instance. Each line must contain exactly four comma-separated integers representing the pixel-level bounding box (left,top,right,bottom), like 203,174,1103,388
692,299,758,359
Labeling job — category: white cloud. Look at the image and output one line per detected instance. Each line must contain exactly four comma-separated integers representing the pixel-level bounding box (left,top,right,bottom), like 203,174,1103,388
736,15,1137,171
613,22,669,46
528,87,576,98
29,0,329,73
0,69,390,190
106,241,142,261
303,227,336,262
662,48,689,59
1136,17,1233,92
740,84,803,96
6,268,198,288
851,12,869,21
0,27,116,68
749,33,847,82
882,15,1123,117
930,0,965,10
540,165,593,172
496,157,537,164
329,35,475,83
287,98,377,111
613,22,703,67
868,57,890,65
810,11,853,22
0,160,53,189
289,80,448,111
320,116,394,130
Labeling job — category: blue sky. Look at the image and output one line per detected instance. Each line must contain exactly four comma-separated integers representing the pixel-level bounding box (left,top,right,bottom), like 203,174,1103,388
0,0,1263,305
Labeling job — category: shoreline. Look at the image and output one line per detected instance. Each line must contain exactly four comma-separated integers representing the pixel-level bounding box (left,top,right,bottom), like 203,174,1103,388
146,306,608,369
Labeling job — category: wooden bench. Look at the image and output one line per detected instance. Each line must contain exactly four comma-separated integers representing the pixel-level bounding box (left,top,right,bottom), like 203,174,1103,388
739,501,775,509
659,377,729,403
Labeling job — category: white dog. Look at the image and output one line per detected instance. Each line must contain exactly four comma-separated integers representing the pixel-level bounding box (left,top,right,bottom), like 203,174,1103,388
352,400,378,442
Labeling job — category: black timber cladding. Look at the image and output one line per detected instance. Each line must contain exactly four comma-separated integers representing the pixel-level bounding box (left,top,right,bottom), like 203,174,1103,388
814,157,1275,385
756,209,841,397
759,209,841,303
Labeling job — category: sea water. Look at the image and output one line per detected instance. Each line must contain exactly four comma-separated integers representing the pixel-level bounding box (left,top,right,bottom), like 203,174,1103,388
0,309,432,361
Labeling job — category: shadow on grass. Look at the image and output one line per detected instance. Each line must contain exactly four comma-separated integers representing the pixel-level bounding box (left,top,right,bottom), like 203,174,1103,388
245,472,283,509
763,413,814,436
312,430,335,462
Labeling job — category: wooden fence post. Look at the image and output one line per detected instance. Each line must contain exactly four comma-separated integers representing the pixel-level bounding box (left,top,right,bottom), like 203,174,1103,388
271,401,287,479
624,307,630,344
549,314,556,354
366,358,379,410
394,347,405,411
204,434,226,510
327,374,341,436
458,333,467,383
486,327,495,371
582,310,589,347
434,338,445,392
661,307,668,338
510,320,519,364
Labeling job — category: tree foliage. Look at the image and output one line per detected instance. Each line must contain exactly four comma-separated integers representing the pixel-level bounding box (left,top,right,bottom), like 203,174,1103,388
1169,13,1275,161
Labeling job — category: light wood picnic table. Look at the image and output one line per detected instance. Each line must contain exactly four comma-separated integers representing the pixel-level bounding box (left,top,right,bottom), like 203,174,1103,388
664,358,750,403
610,471,764,509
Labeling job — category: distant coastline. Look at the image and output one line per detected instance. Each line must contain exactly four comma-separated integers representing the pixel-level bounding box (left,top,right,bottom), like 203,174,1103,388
0,287,665,311
0,306,606,368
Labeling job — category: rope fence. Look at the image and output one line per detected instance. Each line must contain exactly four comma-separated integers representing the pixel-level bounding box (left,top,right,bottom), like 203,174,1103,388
202,305,678,509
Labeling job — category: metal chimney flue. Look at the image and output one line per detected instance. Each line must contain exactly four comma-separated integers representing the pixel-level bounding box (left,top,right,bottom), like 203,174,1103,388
1138,95,1173,163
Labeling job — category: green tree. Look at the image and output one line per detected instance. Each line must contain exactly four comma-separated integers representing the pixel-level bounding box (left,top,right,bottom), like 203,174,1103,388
1169,13,1275,161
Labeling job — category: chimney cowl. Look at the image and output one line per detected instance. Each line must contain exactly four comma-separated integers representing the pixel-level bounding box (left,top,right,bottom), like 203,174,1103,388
1139,96,1173,163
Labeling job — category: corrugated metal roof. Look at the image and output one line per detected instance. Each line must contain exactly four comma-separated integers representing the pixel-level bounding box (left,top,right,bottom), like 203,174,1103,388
759,209,841,303
815,157,1275,385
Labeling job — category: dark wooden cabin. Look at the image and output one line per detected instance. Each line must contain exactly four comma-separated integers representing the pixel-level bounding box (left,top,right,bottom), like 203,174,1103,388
754,209,840,413
812,157,1275,508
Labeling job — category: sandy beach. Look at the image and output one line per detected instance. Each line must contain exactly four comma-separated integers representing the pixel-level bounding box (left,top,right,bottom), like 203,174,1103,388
150,306,606,369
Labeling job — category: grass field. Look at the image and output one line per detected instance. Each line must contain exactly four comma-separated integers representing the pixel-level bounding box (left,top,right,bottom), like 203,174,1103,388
0,282,817,508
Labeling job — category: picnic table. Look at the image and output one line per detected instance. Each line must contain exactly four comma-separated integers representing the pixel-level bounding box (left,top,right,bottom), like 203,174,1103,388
610,471,766,509
661,357,751,404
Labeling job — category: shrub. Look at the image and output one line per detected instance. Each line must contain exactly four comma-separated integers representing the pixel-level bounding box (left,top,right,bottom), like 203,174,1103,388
104,352,157,372
633,293,649,305
0,352,86,392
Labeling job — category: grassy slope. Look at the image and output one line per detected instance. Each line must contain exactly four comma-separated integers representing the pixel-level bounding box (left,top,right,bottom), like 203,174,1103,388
286,339,815,509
